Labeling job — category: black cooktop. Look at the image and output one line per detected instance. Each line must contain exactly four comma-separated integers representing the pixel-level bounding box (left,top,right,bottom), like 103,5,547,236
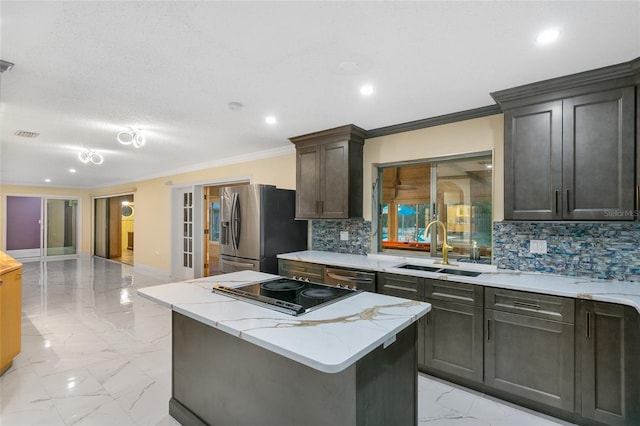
212,278,360,316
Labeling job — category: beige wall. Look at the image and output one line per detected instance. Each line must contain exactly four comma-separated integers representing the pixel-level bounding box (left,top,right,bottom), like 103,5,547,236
88,153,297,273
362,114,504,222
2,115,505,274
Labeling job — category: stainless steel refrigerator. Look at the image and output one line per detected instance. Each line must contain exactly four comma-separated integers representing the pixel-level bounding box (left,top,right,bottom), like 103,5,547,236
219,184,308,274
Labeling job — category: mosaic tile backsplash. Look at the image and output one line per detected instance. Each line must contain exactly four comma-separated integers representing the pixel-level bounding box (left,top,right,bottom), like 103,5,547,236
493,221,640,282
311,219,371,255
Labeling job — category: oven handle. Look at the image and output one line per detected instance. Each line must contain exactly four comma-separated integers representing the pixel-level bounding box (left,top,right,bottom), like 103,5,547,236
224,260,256,268
326,271,374,284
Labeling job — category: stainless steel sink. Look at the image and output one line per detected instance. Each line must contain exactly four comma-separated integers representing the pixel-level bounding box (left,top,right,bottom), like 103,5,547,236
438,268,482,277
397,264,443,273
397,264,482,277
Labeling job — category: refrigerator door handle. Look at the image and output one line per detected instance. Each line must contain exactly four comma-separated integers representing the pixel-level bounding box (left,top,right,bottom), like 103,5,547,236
231,192,241,250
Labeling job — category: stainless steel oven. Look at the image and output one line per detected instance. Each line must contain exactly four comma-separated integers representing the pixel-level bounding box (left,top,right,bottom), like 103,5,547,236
324,267,376,292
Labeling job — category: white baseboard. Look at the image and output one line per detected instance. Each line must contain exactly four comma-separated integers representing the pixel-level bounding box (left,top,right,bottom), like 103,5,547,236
133,263,172,282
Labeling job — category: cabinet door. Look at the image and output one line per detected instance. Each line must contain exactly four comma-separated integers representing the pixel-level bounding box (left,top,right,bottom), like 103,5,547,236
319,141,349,219
1,269,22,372
295,145,321,219
563,87,635,220
578,301,640,425
485,309,574,411
504,100,563,220
423,300,483,382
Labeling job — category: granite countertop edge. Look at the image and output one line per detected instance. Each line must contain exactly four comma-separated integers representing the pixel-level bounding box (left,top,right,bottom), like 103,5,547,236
137,270,430,373
278,250,640,314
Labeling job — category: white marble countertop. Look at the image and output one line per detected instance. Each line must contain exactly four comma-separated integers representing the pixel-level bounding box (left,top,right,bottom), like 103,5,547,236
137,270,430,374
278,250,640,313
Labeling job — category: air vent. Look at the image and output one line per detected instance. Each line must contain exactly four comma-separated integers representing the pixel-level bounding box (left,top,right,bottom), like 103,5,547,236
14,130,40,138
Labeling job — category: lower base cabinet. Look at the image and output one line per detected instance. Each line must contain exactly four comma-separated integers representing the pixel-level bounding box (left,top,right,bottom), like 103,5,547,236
424,300,483,382
377,272,640,426
1,264,22,375
484,308,575,411
577,300,640,426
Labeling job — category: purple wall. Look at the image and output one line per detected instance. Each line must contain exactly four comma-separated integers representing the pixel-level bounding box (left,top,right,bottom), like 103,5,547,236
6,196,41,250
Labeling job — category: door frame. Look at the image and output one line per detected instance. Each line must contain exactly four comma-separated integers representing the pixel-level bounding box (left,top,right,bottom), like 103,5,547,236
3,193,82,260
169,177,250,280
91,192,135,262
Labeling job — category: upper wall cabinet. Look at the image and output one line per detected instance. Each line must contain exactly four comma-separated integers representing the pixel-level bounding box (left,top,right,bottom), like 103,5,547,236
492,59,640,221
289,124,366,219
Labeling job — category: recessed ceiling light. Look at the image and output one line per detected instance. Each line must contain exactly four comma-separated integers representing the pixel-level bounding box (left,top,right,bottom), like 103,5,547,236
69,169,76,173
265,116,277,125
536,28,560,45
44,178,51,183
360,84,374,96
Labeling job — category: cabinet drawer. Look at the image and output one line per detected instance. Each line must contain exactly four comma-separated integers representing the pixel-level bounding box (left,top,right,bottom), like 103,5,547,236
378,273,424,300
278,259,325,283
425,279,483,307
485,288,574,323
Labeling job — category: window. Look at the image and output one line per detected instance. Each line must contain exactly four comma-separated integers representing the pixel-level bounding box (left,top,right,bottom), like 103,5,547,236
378,152,492,261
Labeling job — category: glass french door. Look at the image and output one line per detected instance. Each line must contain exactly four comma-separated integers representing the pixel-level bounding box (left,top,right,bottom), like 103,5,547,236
45,198,79,256
4,195,80,259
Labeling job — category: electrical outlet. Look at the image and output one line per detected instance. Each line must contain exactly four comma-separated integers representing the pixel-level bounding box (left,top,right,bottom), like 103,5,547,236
340,231,349,241
530,240,547,254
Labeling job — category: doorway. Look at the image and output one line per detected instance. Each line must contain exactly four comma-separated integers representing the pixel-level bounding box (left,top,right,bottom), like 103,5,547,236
204,186,221,276
94,194,135,265
170,180,248,280
4,195,80,259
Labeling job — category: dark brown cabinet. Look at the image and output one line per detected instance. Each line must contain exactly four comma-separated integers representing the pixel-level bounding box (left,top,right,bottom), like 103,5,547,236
576,300,640,426
484,288,575,412
493,61,639,221
423,279,484,383
289,125,366,219
378,273,426,364
278,259,325,283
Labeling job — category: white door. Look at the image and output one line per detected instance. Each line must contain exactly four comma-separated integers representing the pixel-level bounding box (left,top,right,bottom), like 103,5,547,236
171,186,204,280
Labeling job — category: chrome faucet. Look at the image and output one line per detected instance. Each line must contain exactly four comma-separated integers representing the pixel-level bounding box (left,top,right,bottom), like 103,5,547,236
424,220,454,265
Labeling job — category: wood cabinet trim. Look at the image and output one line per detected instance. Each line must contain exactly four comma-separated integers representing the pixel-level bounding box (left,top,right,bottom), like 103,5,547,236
491,58,640,109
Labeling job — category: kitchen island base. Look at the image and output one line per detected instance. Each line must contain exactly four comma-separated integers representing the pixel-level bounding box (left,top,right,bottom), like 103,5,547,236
170,311,418,426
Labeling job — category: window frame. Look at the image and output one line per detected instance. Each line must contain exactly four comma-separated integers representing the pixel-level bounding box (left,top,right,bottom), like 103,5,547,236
374,150,493,262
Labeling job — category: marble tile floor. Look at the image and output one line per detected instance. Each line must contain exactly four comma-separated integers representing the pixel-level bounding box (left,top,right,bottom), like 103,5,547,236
0,257,576,426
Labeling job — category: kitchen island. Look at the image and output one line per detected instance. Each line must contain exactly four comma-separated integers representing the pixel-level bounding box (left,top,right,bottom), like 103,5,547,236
138,271,430,426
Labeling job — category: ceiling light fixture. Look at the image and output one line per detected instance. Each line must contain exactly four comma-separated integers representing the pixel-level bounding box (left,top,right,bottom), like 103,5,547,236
69,169,77,173
360,84,374,96
536,28,560,45
78,149,104,165
0,60,14,73
44,178,51,183
117,127,146,148
265,116,277,125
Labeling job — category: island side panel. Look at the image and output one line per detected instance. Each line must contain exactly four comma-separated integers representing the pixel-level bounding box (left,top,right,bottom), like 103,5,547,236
171,311,418,426
356,322,417,426
171,311,357,426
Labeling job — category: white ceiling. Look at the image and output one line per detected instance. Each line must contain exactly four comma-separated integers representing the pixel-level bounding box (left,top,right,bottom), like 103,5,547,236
1,1,639,188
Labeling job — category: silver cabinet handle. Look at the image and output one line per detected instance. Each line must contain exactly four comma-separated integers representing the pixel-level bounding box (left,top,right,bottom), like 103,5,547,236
513,300,541,310
384,284,417,293
326,272,373,284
